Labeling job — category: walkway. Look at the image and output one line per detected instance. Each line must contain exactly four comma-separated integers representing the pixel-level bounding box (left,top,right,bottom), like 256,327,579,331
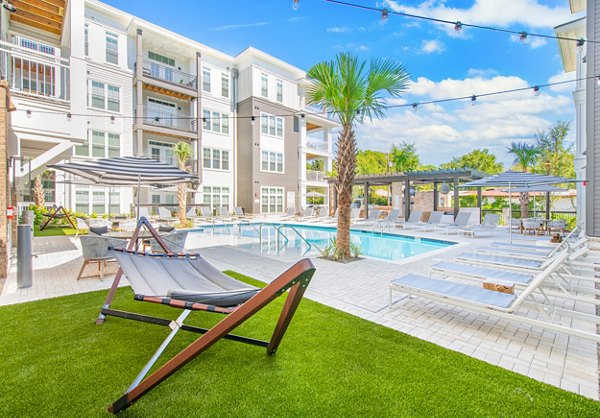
1,226,598,400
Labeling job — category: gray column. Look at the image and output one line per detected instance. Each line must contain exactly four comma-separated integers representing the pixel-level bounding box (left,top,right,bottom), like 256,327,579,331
477,187,482,223
135,29,144,156
433,180,438,212
363,182,369,218
453,177,459,218
195,52,203,184
404,179,410,220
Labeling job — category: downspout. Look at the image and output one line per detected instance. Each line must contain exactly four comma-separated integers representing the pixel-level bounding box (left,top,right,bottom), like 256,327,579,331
231,67,239,208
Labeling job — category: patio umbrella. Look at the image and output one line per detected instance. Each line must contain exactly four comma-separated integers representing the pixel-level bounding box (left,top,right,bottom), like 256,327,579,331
48,157,197,220
157,185,198,194
304,191,325,205
460,171,570,242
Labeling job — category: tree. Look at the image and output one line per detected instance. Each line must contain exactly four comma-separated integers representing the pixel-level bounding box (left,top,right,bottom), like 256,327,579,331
307,53,410,258
32,175,45,209
356,150,388,175
441,148,503,174
172,141,193,225
507,141,539,218
390,142,419,172
306,159,325,172
533,121,575,178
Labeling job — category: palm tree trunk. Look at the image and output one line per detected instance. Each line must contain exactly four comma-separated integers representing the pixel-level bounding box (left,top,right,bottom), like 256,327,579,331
177,183,187,225
335,124,357,259
519,192,529,219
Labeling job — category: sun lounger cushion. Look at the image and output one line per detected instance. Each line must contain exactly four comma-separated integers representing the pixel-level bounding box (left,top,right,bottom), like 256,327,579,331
456,253,543,269
90,226,109,235
431,261,534,284
392,273,516,308
477,246,552,258
115,252,260,307
158,225,175,233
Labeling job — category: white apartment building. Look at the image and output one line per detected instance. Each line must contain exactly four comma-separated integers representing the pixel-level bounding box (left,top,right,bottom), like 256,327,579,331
2,0,336,216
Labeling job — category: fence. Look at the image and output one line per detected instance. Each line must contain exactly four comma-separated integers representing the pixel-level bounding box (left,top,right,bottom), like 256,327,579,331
482,209,577,223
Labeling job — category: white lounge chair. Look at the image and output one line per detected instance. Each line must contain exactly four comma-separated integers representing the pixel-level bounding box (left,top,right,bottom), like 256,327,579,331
430,261,535,286
234,207,254,220
218,206,235,221
412,211,444,231
356,208,381,226
396,210,422,229
138,207,153,220
434,212,471,234
459,213,500,237
74,217,90,239
377,208,401,229
389,251,600,343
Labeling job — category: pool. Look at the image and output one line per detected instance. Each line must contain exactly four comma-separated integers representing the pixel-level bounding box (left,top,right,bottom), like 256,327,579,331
193,223,455,261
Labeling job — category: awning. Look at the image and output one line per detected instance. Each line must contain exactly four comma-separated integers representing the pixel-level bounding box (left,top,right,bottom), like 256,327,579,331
460,171,571,188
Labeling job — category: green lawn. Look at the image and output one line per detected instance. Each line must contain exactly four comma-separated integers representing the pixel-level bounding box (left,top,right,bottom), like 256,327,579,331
33,224,80,237
1,271,598,417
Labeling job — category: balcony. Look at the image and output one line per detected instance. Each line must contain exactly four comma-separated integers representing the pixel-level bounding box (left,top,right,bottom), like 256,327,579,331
306,170,326,183
0,40,70,102
141,106,197,135
306,139,329,153
137,60,197,99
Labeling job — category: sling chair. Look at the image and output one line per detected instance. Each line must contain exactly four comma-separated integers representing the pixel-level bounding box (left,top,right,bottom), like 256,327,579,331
95,218,316,414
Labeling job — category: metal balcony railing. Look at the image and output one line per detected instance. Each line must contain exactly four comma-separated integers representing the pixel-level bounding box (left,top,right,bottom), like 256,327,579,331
139,59,197,90
306,170,326,182
0,40,70,102
306,139,329,152
143,106,197,132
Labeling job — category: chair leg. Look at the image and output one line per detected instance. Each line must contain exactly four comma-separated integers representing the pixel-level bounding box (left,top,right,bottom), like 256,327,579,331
100,261,104,280
76,260,88,280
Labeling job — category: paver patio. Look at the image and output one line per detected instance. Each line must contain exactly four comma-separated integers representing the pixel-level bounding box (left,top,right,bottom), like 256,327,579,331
1,224,597,400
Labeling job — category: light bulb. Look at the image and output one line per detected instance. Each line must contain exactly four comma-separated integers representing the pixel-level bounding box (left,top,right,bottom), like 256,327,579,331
576,38,585,54
519,32,527,43
533,86,540,96
381,8,389,23
596,75,600,87
470,95,476,106
411,103,418,112
292,0,299,11
454,21,462,32
250,116,255,125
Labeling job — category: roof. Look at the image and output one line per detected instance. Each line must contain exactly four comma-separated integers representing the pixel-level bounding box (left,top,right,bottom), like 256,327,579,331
328,168,487,185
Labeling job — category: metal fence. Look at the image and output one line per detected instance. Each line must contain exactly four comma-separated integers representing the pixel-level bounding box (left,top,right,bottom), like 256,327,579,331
482,209,577,223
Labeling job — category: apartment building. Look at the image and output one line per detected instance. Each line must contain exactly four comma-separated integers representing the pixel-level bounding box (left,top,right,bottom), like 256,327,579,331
2,0,336,216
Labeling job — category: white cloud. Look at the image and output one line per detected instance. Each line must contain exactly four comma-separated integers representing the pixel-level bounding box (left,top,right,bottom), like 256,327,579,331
382,0,570,29
421,39,445,54
408,75,529,101
327,26,351,33
548,71,576,92
467,68,499,78
211,22,267,31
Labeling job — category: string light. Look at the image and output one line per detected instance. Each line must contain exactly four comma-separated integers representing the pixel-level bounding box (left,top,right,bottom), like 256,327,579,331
250,116,255,125
519,31,527,43
18,74,600,121
110,115,115,123
470,95,476,106
412,103,418,112
292,0,299,11
323,0,599,46
300,113,305,119
26,109,31,117
576,38,585,53
454,21,462,32
381,8,389,23
533,85,540,96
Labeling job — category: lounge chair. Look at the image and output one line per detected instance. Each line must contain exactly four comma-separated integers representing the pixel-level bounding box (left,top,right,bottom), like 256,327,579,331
522,218,543,235
396,210,422,229
279,207,296,220
455,251,562,271
158,207,176,223
458,213,500,237
96,219,316,413
77,235,126,280
186,207,199,221
388,251,600,344
234,206,254,220
138,207,153,220
74,217,89,239
356,208,380,226
298,206,315,221
217,206,235,221
150,230,189,254
412,211,444,231
430,261,535,286
434,211,471,234
547,219,567,234
377,208,401,229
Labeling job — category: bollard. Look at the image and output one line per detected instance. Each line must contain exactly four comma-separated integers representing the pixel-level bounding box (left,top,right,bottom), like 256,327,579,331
17,224,33,288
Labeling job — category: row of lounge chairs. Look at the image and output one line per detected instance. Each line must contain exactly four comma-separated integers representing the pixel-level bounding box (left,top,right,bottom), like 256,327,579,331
390,225,600,343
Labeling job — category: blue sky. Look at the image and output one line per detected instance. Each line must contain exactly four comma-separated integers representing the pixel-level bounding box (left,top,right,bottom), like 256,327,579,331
102,0,582,167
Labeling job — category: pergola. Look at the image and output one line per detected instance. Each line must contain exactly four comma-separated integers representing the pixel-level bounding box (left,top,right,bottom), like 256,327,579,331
328,168,486,218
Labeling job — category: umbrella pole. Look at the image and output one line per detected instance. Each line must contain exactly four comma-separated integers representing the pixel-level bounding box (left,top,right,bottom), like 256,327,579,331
509,181,512,243
137,174,141,221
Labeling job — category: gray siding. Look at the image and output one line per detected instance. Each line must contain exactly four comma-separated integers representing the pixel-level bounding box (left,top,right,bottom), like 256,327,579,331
586,0,600,236
236,96,299,213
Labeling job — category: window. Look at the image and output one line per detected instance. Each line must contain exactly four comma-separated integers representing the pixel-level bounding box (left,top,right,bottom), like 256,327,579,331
89,81,120,112
202,186,230,210
148,51,175,82
148,51,175,67
75,187,119,215
260,112,284,138
276,80,283,102
84,24,89,56
221,73,229,98
202,109,230,134
148,140,174,165
109,191,120,214
202,148,230,170
261,187,284,213
75,189,89,213
17,36,55,56
105,31,118,64
92,190,105,214
77,131,120,158
202,67,211,92
260,73,268,97
261,150,284,173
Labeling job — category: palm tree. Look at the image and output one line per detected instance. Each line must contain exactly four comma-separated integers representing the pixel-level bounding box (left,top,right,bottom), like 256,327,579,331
306,53,410,258
172,141,192,225
507,142,539,218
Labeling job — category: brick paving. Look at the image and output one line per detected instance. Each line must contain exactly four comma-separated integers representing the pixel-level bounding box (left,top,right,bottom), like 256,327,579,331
1,225,598,400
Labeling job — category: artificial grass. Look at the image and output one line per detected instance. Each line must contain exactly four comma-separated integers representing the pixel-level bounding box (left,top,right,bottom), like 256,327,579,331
33,224,80,237
1,272,599,417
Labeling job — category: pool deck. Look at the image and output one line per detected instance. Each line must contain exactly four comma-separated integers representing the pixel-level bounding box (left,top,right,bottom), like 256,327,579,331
1,221,598,400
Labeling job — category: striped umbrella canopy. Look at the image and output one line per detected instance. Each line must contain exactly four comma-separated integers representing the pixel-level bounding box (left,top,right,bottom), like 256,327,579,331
48,157,197,186
459,171,570,188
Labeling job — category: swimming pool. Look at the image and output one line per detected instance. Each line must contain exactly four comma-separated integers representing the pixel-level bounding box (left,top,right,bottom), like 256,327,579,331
193,223,455,261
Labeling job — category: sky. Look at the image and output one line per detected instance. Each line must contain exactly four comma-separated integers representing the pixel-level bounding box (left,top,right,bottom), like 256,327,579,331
101,0,583,168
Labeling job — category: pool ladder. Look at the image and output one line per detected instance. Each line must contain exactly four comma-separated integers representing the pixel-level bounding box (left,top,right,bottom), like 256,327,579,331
257,223,319,256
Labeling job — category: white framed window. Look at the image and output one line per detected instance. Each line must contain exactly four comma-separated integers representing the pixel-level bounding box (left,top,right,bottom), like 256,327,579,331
260,112,284,138
260,73,268,97
75,189,89,213
148,51,175,82
202,67,211,92
148,140,175,165
89,80,120,112
261,187,284,213
261,151,284,173
74,187,120,215
105,31,118,64
202,186,230,210
276,79,283,102
221,73,229,98
202,109,230,134
76,130,121,158
202,148,229,170
84,24,89,56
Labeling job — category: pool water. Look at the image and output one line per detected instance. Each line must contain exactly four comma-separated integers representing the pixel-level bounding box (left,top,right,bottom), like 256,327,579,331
194,223,455,261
